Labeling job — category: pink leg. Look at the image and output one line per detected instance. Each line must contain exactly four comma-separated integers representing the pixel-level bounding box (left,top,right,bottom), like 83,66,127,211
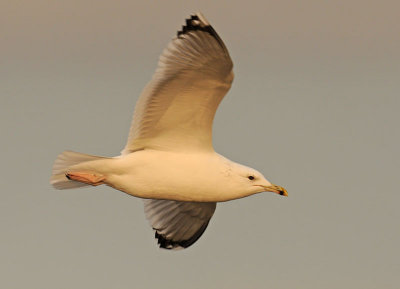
66,172,106,186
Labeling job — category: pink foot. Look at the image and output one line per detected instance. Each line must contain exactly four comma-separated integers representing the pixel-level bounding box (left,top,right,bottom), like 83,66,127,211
66,172,105,186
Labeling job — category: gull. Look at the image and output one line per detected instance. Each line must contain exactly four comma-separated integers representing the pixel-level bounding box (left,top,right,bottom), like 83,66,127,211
50,13,288,250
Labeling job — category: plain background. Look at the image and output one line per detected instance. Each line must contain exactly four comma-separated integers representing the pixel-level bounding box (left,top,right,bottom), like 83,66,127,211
1,1,399,288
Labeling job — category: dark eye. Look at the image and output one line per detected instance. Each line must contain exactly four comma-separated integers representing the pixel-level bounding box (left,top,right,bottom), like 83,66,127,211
248,175,255,180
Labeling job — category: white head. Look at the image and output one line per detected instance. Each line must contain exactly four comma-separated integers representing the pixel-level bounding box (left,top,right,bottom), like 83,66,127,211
220,161,288,201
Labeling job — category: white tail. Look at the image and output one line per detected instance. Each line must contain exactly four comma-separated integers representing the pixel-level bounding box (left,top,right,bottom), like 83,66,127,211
50,151,107,189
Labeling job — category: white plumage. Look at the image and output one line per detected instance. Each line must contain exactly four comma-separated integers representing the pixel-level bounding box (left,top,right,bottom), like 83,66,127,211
122,13,233,154
51,13,287,250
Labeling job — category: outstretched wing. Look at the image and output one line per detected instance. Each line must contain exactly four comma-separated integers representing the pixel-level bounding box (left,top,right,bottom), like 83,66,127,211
143,199,216,250
122,13,233,154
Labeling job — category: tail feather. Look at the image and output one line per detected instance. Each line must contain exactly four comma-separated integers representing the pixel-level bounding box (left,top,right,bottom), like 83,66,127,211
50,151,107,189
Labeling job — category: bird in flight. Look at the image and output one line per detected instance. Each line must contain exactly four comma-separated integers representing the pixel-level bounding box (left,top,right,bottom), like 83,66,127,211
51,12,288,250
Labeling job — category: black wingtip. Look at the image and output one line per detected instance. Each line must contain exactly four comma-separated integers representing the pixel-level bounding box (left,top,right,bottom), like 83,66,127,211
176,13,227,52
177,14,203,37
154,220,211,250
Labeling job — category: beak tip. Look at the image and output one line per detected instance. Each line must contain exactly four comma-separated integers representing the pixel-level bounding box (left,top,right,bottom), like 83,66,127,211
272,184,288,197
264,184,288,197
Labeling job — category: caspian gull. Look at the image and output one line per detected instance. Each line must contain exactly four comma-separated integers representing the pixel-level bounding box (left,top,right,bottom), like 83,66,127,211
50,13,288,250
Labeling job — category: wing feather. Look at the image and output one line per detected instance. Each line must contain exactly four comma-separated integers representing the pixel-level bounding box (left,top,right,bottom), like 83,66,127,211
143,199,216,250
122,13,233,154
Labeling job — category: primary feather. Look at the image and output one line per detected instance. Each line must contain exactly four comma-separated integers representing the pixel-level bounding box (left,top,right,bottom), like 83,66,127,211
122,13,234,154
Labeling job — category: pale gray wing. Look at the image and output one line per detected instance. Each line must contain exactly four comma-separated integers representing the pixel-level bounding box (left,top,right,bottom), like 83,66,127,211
122,13,233,154
143,199,216,250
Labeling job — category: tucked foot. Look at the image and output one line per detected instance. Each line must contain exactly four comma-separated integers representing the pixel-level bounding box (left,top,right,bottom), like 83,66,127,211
66,172,105,186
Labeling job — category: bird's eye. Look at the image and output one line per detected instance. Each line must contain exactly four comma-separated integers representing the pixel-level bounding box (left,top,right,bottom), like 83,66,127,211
248,175,255,180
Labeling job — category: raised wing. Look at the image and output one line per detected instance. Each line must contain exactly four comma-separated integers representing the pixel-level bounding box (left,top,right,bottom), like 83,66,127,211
143,199,216,250
122,13,233,154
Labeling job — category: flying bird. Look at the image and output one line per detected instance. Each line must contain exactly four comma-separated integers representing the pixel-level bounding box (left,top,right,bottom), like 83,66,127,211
51,13,288,250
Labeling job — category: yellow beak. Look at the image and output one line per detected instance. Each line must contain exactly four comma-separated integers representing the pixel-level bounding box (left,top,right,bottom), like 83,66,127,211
263,184,288,197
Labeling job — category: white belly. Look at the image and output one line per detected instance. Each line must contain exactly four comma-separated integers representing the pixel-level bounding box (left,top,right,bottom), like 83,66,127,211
106,150,237,202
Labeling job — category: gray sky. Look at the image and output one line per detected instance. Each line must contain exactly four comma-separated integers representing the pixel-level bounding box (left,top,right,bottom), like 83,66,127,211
1,1,399,288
